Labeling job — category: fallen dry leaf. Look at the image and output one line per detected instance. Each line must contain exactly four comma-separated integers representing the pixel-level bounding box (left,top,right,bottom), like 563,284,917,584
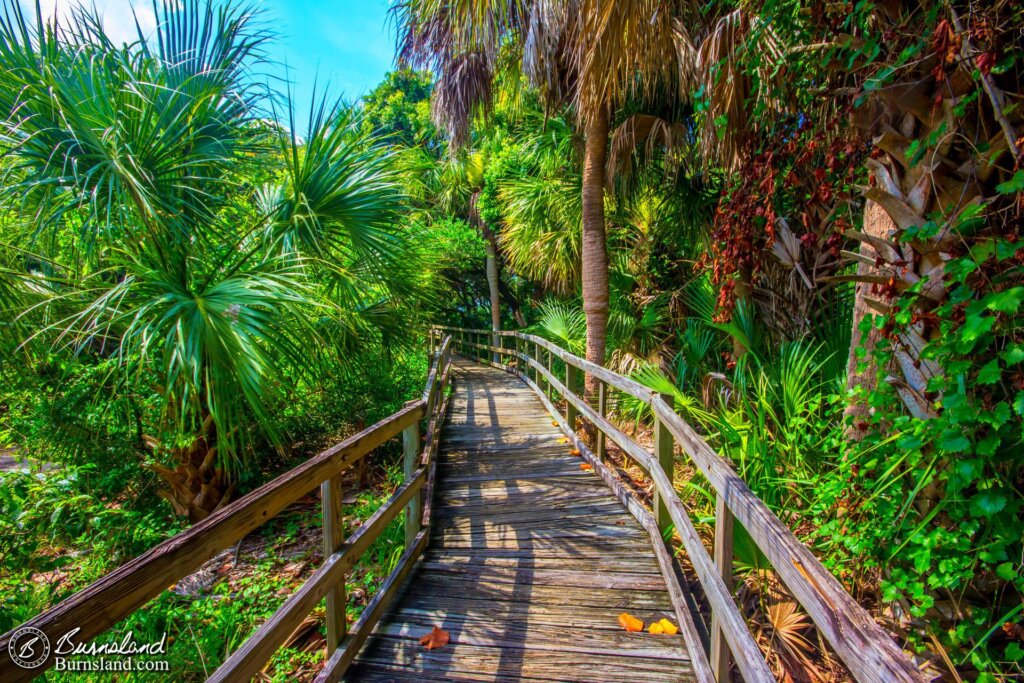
551,421,558,426
580,463,593,471
557,437,569,444
570,449,581,457
648,618,679,635
419,626,450,650
619,613,644,632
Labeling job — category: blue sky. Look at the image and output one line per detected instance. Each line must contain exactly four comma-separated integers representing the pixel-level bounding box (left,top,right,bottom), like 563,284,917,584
261,0,398,123
33,0,399,125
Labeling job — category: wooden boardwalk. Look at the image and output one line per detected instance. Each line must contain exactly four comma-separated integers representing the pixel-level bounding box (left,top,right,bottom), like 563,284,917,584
0,333,925,683
345,358,697,682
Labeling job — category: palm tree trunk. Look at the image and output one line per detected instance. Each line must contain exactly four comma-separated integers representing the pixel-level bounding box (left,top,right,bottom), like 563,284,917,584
843,199,895,440
482,225,502,362
581,106,611,398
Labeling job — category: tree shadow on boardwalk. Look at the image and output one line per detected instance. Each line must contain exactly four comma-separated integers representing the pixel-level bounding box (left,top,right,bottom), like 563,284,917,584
344,358,694,682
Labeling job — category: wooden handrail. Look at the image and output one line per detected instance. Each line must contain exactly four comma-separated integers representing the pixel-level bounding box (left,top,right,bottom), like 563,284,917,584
436,325,926,683
0,334,454,683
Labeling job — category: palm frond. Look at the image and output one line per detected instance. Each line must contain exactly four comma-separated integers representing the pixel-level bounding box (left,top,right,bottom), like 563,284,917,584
531,299,585,355
498,174,581,293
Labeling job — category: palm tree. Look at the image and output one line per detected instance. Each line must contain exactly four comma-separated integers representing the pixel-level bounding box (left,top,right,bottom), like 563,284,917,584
493,111,582,295
840,5,1020,423
0,1,409,520
394,0,682,395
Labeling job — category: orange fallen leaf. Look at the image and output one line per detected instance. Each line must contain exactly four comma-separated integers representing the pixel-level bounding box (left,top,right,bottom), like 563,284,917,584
648,618,679,635
618,613,644,632
551,421,558,426
419,626,450,650
580,463,593,471
570,449,581,457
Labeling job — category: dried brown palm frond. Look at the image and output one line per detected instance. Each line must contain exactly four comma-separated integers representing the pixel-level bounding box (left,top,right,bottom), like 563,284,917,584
522,0,580,106
739,569,825,682
608,345,669,377
393,0,512,66
688,8,787,170
431,50,493,147
576,0,681,123
607,113,692,185
393,0,521,148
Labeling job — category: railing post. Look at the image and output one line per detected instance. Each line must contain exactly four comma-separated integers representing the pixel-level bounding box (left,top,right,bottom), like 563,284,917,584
403,411,422,547
653,392,675,534
597,381,607,463
533,341,541,390
711,494,736,682
547,350,554,400
321,474,345,655
565,363,579,432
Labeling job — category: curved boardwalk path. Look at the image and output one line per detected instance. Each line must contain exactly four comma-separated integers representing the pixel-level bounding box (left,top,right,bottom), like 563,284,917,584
345,358,697,682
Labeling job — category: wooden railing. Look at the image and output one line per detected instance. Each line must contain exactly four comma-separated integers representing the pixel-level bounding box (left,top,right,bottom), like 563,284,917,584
0,336,454,683
433,326,925,683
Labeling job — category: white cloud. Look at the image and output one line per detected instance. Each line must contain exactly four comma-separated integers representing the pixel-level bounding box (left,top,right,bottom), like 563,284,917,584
29,0,158,44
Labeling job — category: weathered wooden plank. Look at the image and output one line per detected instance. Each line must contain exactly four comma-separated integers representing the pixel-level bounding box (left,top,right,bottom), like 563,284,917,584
402,575,674,610
437,474,605,493
435,521,648,543
389,601,674,631
434,515,647,538
370,615,691,660
422,545,654,559
413,562,667,590
436,489,614,510
418,553,663,574
435,500,628,522
438,448,581,463
438,457,583,476
348,640,696,683
439,468,594,484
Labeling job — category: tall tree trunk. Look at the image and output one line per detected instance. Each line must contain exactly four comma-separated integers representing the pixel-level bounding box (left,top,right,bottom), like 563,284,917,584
482,225,502,362
581,106,610,398
843,199,896,440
